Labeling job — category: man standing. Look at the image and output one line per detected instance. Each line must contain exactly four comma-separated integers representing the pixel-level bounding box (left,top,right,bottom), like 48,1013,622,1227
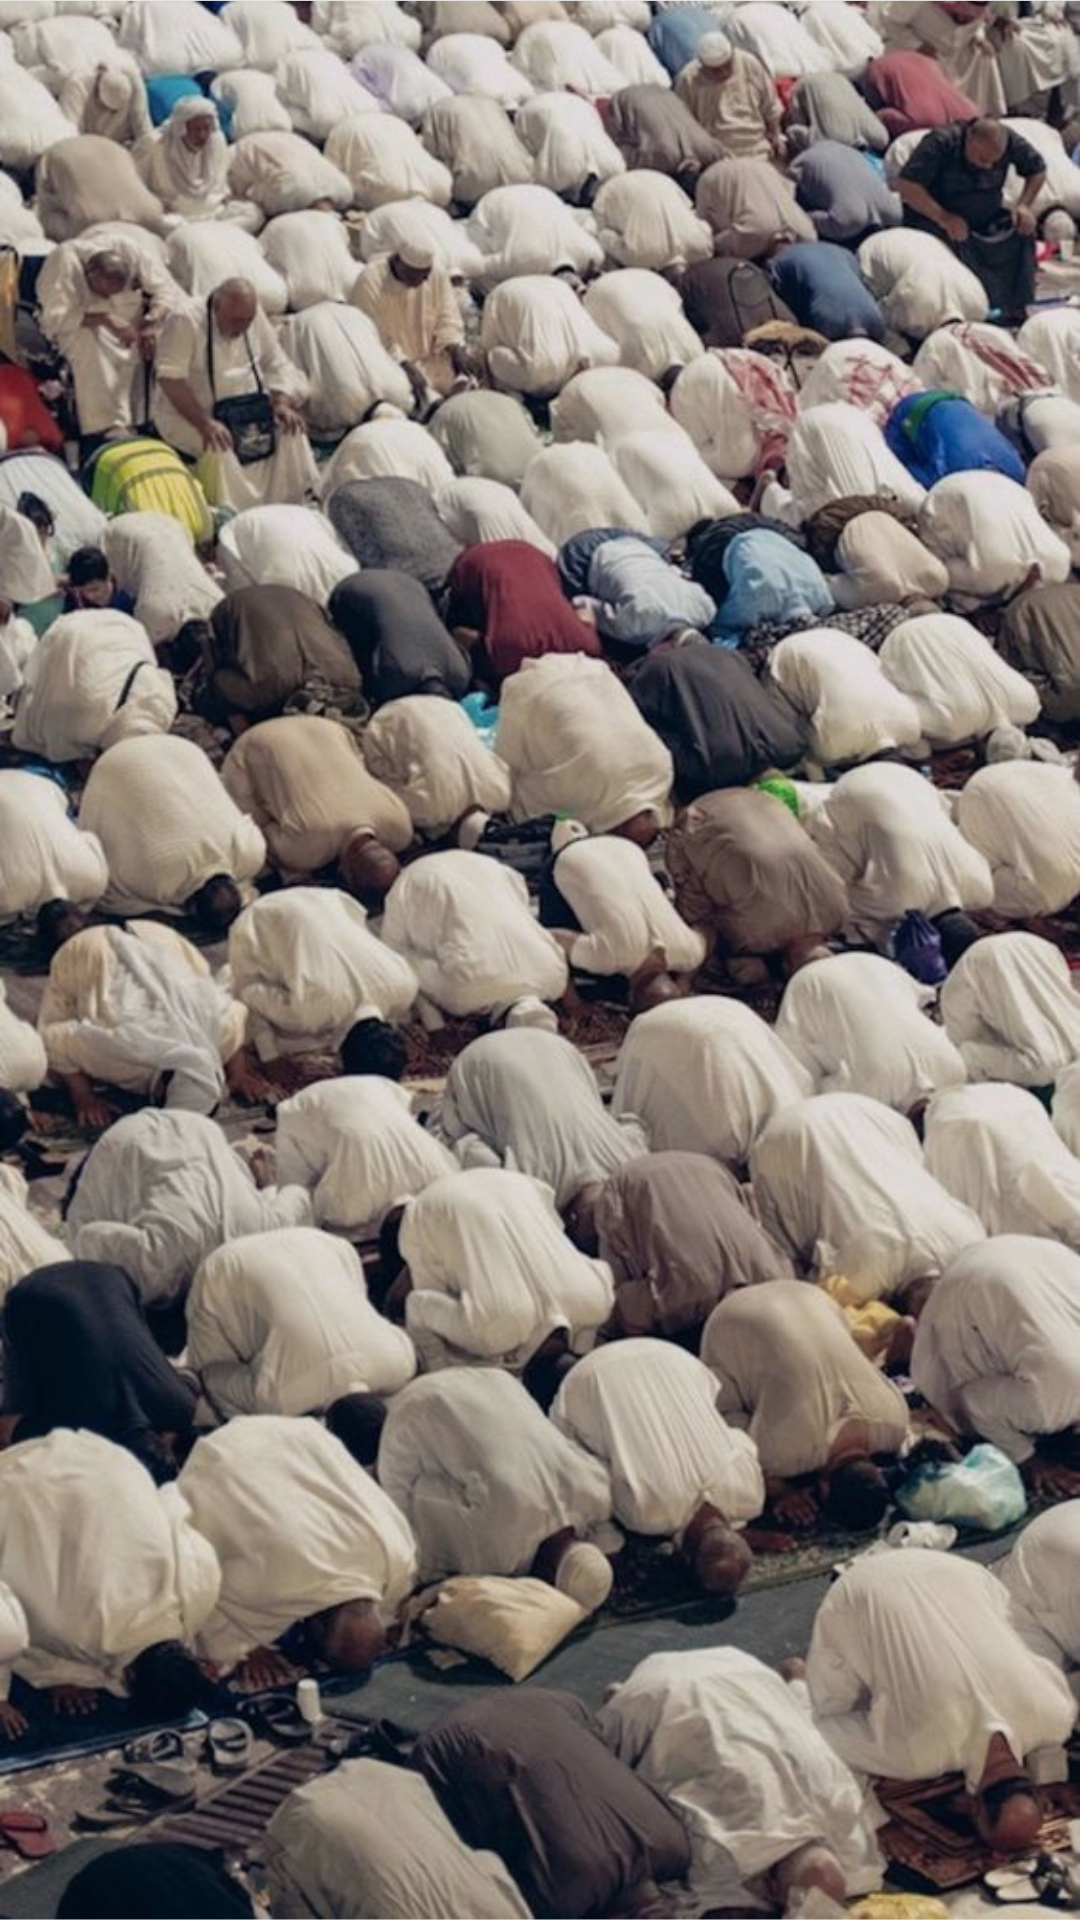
39,241,174,451
676,31,784,162
898,116,1046,321
351,242,468,407
155,278,316,510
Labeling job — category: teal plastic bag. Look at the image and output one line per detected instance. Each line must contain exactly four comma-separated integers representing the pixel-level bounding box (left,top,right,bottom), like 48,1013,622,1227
896,1443,1026,1532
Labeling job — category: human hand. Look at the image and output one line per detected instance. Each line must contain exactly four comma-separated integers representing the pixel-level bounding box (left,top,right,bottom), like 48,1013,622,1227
769,1486,818,1527
0,1701,27,1740
942,213,970,244
108,322,138,347
73,1091,117,1133
49,1685,99,1716
1013,204,1037,236
202,418,234,453
272,398,305,436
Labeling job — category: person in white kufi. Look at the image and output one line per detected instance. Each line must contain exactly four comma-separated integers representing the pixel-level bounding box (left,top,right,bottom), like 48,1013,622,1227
179,1415,417,1685
912,1236,1080,1476
600,1651,884,1912
266,1761,531,1920
78,735,266,925
421,94,534,209
878,611,1040,747
776,952,966,1113
0,771,107,923
956,762,1080,919
275,1075,455,1238
918,471,1072,604
440,1028,648,1216
186,1226,416,1420
750,1092,985,1304
468,185,603,291
59,55,151,147
380,850,567,1031
553,1340,765,1594
939,928,1080,1088
361,694,512,840
924,1083,1080,1246
37,912,249,1123
12,610,176,763
857,228,988,340
805,762,994,944
549,830,707,985
325,113,451,211
378,1367,614,1609
0,1431,220,1729
394,1167,615,1372
515,92,625,199
612,997,811,1169
768,627,923,769
511,18,624,98
997,1502,1080,1674
496,653,673,837
259,211,359,312
806,1550,1075,1855
593,170,714,270
227,888,417,1062
67,1107,312,1308
520,442,646,547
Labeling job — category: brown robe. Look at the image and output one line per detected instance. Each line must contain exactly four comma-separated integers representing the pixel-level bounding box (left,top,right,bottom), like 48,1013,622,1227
666,787,848,957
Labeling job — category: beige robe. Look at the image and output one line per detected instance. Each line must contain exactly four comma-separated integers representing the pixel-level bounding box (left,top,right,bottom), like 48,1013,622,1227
221,716,412,875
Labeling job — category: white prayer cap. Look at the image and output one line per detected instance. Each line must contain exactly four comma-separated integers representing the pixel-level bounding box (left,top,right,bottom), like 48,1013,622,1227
96,66,134,111
395,237,435,272
551,816,589,855
697,31,734,66
0,1582,28,1670
554,1543,613,1614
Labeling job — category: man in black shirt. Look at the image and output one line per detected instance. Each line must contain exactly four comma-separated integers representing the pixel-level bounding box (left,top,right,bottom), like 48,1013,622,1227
898,116,1046,322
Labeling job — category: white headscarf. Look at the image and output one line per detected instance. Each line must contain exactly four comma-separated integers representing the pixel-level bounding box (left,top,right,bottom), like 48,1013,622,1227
160,96,228,201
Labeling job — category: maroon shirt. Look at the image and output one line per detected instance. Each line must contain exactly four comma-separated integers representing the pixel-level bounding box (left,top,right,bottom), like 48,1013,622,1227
446,540,601,685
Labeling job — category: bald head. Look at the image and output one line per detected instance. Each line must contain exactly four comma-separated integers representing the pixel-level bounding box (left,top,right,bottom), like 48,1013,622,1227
307,1597,390,1673
966,118,1009,167
212,279,258,338
629,969,687,1015
693,1521,752,1596
85,250,129,297
339,829,401,908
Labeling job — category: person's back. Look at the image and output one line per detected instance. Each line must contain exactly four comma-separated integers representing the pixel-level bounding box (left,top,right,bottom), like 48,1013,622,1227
939,930,1080,1086
630,639,807,799
0,770,107,919
328,569,469,703
956,762,1080,918
220,714,412,876
227,886,417,1058
275,1076,455,1236
997,1501,1080,1671
207,584,360,720
495,651,674,835
611,996,812,1165
79,734,265,916
808,760,994,931
924,1083,1080,1243
666,786,849,962
770,240,886,342
775,951,966,1111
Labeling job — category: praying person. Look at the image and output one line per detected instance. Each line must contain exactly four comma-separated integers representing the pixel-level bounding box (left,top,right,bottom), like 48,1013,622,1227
135,98,255,228
179,1415,417,1690
956,762,1080,918
274,1073,456,1238
227,888,418,1062
381,851,568,1032
545,825,706,990
676,31,784,162
196,584,361,724
924,1084,1080,1245
495,652,673,839
221,714,412,885
997,1502,1080,1674
352,241,468,404
378,1367,614,1606
775,952,967,1113
938,928,1080,1087
553,1340,765,1595
0,772,107,922
701,1281,910,1530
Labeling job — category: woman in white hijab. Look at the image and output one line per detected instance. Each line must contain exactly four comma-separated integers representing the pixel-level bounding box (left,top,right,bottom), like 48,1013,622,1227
136,97,261,231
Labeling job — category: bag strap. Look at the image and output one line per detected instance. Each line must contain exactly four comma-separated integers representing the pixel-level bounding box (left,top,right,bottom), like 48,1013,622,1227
206,296,264,403
115,658,147,710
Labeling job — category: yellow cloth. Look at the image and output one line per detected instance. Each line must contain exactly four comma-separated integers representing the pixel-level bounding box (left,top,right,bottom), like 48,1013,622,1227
819,1273,901,1361
848,1899,948,1919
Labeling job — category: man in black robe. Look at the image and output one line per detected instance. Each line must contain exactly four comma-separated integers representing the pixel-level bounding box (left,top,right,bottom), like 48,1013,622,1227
898,116,1046,322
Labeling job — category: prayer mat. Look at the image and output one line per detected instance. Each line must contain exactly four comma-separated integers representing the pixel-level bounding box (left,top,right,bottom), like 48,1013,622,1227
876,1766,1080,1892
0,1694,207,1779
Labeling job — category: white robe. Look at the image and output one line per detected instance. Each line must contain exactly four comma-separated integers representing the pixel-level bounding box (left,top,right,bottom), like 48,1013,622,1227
79,734,267,918
997,1502,1080,1672
925,1083,1080,1246
857,229,988,341
227,131,353,218
259,211,359,312
227,887,417,1061
552,1339,764,1537
324,112,451,211
612,998,813,1167
769,627,923,768
911,1235,1080,1463
381,850,568,1021
0,1430,221,1695
421,94,534,210
481,274,616,394
12,609,176,762
957,763,1080,919
611,429,739,544
749,1092,985,1303
265,1760,532,1920
37,229,179,438
38,921,244,1111
281,306,413,440
67,1107,312,1307
496,653,673,834
781,403,926,523
1019,308,1080,406
728,2,831,76
775,952,967,1113
275,50,381,144
379,1366,613,1579
510,18,624,97
215,506,355,603
401,1166,614,1371
807,1550,1075,1789
118,0,243,76
941,931,1080,1088
806,761,995,940
469,186,605,292
103,512,222,647
275,1077,455,1238
356,199,486,281
520,442,647,547
312,0,420,58
598,1650,884,1902
593,170,714,271
165,221,288,315
186,1226,416,1419
670,349,798,482
515,92,625,196
702,1279,910,1478
0,769,108,921
210,71,293,142
180,1415,417,1668
0,984,47,1097
551,366,680,448
427,33,534,108
320,416,454,497
879,611,1040,747
221,1,320,71
0,1166,67,1301
553,836,707,980
361,695,513,836
918,472,1073,604
440,1027,648,1210
435,477,556,559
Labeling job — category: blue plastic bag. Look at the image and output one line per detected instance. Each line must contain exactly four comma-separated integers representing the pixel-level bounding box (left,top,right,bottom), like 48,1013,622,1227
896,1443,1027,1532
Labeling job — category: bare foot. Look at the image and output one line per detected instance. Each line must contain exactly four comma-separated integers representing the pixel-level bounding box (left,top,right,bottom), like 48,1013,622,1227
1024,1455,1080,1501
49,1685,99,1716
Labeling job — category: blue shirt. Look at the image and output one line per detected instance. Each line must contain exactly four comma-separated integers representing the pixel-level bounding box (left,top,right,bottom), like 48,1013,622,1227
585,537,716,648
647,6,724,76
714,529,834,634
770,241,886,343
885,392,1026,489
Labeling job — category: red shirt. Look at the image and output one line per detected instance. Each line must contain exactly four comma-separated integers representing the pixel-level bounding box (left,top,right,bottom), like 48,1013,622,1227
446,540,602,685
0,365,63,455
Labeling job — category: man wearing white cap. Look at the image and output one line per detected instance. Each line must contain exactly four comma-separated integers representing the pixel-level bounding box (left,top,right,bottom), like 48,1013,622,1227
676,32,784,163
60,58,150,147
352,243,468,407
378,1367,615,1612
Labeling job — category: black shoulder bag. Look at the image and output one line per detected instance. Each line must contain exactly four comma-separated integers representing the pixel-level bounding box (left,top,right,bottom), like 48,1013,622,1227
206,299,276,466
